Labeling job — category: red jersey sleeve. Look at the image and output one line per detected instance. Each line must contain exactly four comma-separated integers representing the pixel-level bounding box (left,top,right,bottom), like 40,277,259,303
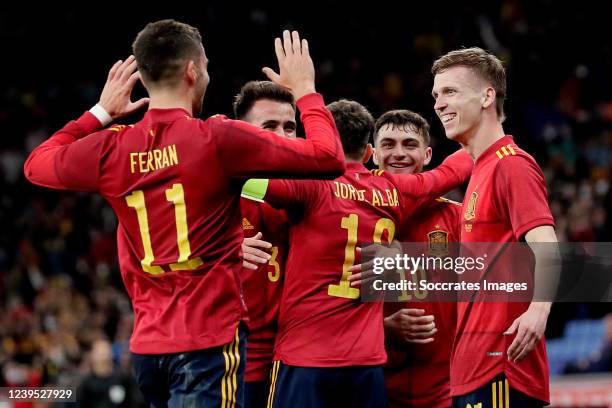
264,179,321,210
493,155,555,240
393,148,473,214
212,93,345,179
24,111,104,191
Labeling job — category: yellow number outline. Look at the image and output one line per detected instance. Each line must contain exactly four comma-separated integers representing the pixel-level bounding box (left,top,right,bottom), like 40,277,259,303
328,214,395,299
126,183,202,274
397,267,428,301
268,246,280,282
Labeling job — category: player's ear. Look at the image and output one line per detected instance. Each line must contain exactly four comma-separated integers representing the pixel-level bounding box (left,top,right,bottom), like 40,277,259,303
372,146,379,166
482,87,496,109
186,60,198,85
362,143,374,164
423,146,433,166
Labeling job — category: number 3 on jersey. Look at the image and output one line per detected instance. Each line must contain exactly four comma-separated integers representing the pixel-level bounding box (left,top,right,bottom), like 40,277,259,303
328,213,395,299
268,246,280,282
126,183,202,274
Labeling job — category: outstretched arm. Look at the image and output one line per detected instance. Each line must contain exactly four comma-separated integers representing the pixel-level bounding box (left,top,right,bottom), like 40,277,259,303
216,31,345,180
395,148,473,215
24,57,148,189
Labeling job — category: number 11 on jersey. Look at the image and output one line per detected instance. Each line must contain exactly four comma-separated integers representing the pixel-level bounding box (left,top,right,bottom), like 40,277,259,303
126,183,203,274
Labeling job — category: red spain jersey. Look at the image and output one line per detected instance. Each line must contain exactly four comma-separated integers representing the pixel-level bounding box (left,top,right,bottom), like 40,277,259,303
384,198,461,408
263,151,473,367
239,193,288,382
452,136,554,403
23,93,345,354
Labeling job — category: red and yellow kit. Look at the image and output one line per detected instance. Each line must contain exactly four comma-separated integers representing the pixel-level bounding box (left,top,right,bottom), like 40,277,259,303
385,198,461,408
240,193,288,382
24,93,345,354
262,151,472,368
452,136,554,403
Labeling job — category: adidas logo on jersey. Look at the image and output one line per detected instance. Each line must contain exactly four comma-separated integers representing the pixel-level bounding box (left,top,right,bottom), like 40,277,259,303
242,218,254,230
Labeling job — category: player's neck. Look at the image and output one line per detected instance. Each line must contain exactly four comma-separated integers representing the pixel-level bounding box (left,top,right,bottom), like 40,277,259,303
463,119,505,161
147,89,194,116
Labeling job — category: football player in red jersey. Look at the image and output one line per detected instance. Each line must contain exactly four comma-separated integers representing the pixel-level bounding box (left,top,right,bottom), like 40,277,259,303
258,100,473,408
233,80,296,408
432,47,558,407
24,20,346,407
372,109,461,408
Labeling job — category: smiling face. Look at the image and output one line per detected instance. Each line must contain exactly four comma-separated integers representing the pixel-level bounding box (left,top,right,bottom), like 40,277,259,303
432,66,488,144
374,123,432,175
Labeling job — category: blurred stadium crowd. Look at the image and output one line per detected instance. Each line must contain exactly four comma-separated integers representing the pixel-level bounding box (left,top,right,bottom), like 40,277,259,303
0,2,610,406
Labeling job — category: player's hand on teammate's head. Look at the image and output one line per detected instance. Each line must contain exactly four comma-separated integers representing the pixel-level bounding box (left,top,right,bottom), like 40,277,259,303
99,55,150,121
262,30,316,100
242,232,272,270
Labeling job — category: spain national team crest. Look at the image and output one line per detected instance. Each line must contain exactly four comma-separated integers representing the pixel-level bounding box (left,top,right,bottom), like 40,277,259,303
428,229,449,257
464,191,478,221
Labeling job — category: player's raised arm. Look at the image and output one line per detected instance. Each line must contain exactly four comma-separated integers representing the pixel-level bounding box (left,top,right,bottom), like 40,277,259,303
23,57,148,190
97,56,150,120
214,31,345,179
262,30,315,101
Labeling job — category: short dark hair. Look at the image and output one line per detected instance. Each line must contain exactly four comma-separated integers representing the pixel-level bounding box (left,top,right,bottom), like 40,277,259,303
233,81,296,119
132,19,203,87
432,47,506,121
374,110,431,146
327,99,374,160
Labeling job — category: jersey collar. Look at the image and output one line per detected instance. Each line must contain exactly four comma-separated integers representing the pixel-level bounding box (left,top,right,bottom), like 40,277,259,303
143,108,192,124
345,162,369,173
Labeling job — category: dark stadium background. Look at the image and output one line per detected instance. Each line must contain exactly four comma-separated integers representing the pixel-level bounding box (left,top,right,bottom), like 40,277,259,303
0,3,610,406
